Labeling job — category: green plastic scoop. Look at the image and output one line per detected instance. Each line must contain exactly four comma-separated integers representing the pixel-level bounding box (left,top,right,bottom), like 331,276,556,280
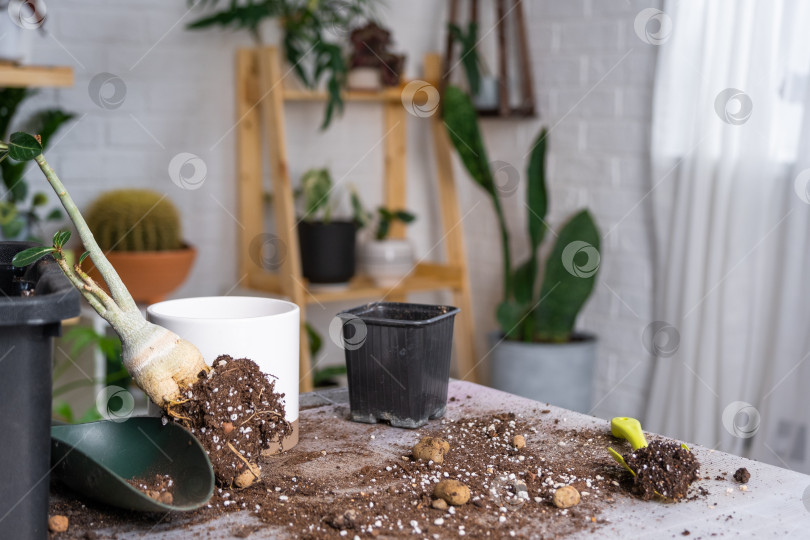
51,417,214,512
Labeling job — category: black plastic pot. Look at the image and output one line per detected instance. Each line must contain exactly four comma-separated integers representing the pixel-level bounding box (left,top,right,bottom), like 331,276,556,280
338,302,459,428
0,242,80,540
298,220,357,284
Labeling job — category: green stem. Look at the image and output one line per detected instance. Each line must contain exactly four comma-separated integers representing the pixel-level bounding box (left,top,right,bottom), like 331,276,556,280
491,193,512,300
34,154,139,314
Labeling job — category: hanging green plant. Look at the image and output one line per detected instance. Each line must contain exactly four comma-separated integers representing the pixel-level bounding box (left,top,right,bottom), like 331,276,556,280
187,0,376,129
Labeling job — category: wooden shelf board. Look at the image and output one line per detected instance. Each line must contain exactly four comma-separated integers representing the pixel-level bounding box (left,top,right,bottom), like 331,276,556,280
282,85,405,103
246,263,463,304
0,64,74,88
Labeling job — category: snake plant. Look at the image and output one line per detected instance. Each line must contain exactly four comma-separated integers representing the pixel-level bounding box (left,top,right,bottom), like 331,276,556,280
443,85,601,343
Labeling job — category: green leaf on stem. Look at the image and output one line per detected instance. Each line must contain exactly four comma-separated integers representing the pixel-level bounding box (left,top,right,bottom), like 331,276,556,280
53,230,71,248
11,246,56,267
7,132,42,162
32,192,48,206
78,251,90,265
45,208,63,221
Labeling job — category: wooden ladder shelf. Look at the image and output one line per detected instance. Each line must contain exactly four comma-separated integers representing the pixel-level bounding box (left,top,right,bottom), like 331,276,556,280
235,46,479,392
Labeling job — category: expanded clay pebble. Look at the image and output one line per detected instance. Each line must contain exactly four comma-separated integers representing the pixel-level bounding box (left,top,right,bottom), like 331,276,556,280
434,479,470,506
413,437,451,464
512,434,526,449
431,498,449,510
48,515,68,533
234,462,262,488
552,486,581,509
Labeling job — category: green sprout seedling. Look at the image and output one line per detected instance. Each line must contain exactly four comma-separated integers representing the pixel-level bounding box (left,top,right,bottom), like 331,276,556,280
1,132,208,410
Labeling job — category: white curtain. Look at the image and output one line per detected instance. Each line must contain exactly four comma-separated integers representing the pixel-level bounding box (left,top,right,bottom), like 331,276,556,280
646,0,810,472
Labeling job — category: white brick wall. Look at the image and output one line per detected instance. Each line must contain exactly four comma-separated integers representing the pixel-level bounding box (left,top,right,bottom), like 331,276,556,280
22,0,660,420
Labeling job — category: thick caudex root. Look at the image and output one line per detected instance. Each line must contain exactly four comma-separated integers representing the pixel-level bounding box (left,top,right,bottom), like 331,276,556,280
120,321,210,407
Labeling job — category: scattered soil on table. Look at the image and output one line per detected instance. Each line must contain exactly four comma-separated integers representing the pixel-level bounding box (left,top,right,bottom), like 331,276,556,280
168,355,291,487
733,467,750,483
126,473,175,505
49,406,709,539
622,440,700,501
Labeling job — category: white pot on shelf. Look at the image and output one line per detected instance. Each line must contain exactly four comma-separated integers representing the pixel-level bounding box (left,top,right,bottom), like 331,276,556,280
359,239,415,288
347,67,381,91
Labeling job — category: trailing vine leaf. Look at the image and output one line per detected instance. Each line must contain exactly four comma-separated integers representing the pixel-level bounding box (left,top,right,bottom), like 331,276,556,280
11,246,56,267
7,132,42,162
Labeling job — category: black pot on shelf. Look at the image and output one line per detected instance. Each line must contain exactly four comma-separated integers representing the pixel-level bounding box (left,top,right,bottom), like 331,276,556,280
0,242,80,540
337,302,459,429
298,220,357,284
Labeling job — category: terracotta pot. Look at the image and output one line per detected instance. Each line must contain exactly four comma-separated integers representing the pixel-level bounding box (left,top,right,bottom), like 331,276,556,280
85,246,196,304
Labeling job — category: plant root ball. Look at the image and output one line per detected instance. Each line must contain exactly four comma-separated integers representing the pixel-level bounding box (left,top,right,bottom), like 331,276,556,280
168,355,290,486
48,515,69,533
234,462,261,488
433,479,470,506
552,486,581,508
413,437,451,464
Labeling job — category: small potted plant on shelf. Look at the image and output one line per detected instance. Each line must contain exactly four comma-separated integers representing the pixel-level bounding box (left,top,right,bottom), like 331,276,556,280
0,88,74,241
443,86,602,413
358,205,416,287
448,21,499,113
347,21,406,90
296,168,364,287
82,189,196,305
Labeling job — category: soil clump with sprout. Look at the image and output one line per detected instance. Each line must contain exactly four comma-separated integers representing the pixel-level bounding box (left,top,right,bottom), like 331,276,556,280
622,440,700,500
168,355,291,487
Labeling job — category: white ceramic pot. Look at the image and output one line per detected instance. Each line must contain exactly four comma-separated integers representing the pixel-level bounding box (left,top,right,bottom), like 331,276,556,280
360,239,414,287
146,296,300,453
473,75,500,112
347,67,381,91
489,331,597,414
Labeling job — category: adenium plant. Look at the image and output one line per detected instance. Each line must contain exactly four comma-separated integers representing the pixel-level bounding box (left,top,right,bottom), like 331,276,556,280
2,132,208,409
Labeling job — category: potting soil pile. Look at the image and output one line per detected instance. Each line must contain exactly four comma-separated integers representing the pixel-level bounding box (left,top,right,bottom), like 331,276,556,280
126,474,175,505
49,396,721,539
169,355,291,486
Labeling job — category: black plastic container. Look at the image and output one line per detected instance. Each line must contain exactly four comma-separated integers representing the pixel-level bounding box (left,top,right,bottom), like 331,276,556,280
0,242,80,540
298,220,357,284
338,302,459,428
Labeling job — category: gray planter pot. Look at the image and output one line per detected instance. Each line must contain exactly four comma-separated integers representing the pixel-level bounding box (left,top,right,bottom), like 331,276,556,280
489,331,597,413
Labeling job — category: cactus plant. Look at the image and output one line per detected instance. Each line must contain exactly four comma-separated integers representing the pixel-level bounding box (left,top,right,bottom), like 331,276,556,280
443,85,601,343
85,189,183,252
